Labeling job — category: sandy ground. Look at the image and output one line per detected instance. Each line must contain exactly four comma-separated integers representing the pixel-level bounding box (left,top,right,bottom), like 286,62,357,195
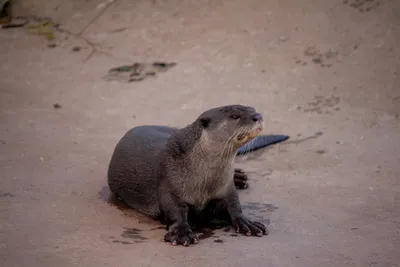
1,0,399,266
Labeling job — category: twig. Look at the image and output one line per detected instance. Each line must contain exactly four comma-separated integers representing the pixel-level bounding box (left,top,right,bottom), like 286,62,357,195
77,0,115,36
56,0,124,62
55,25,126,62
12,1,127,63
77,0,117,61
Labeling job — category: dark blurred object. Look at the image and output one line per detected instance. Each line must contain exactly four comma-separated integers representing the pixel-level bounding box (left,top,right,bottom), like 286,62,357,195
0,0,12,25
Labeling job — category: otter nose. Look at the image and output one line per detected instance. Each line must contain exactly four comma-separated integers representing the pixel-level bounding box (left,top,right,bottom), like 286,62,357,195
252,113,263,122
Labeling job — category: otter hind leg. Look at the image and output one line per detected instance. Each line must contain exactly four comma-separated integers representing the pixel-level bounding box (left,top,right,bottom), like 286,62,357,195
234,134,290,189
115,189,161,219
233,168,248,189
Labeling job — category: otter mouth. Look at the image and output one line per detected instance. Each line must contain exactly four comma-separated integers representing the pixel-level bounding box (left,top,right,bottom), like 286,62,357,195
235,122,264,143
254,125,263,134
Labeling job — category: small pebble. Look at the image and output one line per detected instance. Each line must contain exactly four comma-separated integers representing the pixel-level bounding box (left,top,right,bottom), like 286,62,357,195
279,36,288,42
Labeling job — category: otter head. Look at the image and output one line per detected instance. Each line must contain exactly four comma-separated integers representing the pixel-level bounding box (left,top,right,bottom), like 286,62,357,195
195,105,264,152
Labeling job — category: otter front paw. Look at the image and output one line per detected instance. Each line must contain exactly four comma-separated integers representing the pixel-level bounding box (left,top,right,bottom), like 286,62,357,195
162,224,199,247
232,216,268,237
234,168,248,189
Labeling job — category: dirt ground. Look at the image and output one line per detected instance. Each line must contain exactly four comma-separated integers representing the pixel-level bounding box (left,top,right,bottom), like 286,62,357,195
1,0,399,266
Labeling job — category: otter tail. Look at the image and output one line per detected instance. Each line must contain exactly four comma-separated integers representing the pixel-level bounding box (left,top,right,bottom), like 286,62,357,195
236,135,289,155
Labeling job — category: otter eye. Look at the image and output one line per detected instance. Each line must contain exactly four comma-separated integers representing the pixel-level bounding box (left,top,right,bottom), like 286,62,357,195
199,117,211,128
230,115,240,120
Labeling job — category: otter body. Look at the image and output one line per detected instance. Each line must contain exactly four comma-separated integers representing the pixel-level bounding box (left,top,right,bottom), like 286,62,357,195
107,105,288,246
107,125,174,218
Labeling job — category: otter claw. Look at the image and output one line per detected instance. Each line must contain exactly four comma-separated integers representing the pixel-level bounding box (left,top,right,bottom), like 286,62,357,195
253,221,269,235
162,225,198,247
232,216,267,237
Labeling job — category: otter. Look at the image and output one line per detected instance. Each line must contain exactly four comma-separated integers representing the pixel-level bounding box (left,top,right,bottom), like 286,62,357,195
107,105,288,246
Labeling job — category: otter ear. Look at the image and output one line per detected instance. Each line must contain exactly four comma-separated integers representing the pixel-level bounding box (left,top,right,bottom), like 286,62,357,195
199,117,211,128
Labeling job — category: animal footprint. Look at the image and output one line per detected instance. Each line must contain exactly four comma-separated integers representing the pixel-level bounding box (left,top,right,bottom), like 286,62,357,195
103,62,177,83
300,46,339,68
240,202,278,224
244,202,279,213
343,0,381,12
297,95,341,114
120,228,148,244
